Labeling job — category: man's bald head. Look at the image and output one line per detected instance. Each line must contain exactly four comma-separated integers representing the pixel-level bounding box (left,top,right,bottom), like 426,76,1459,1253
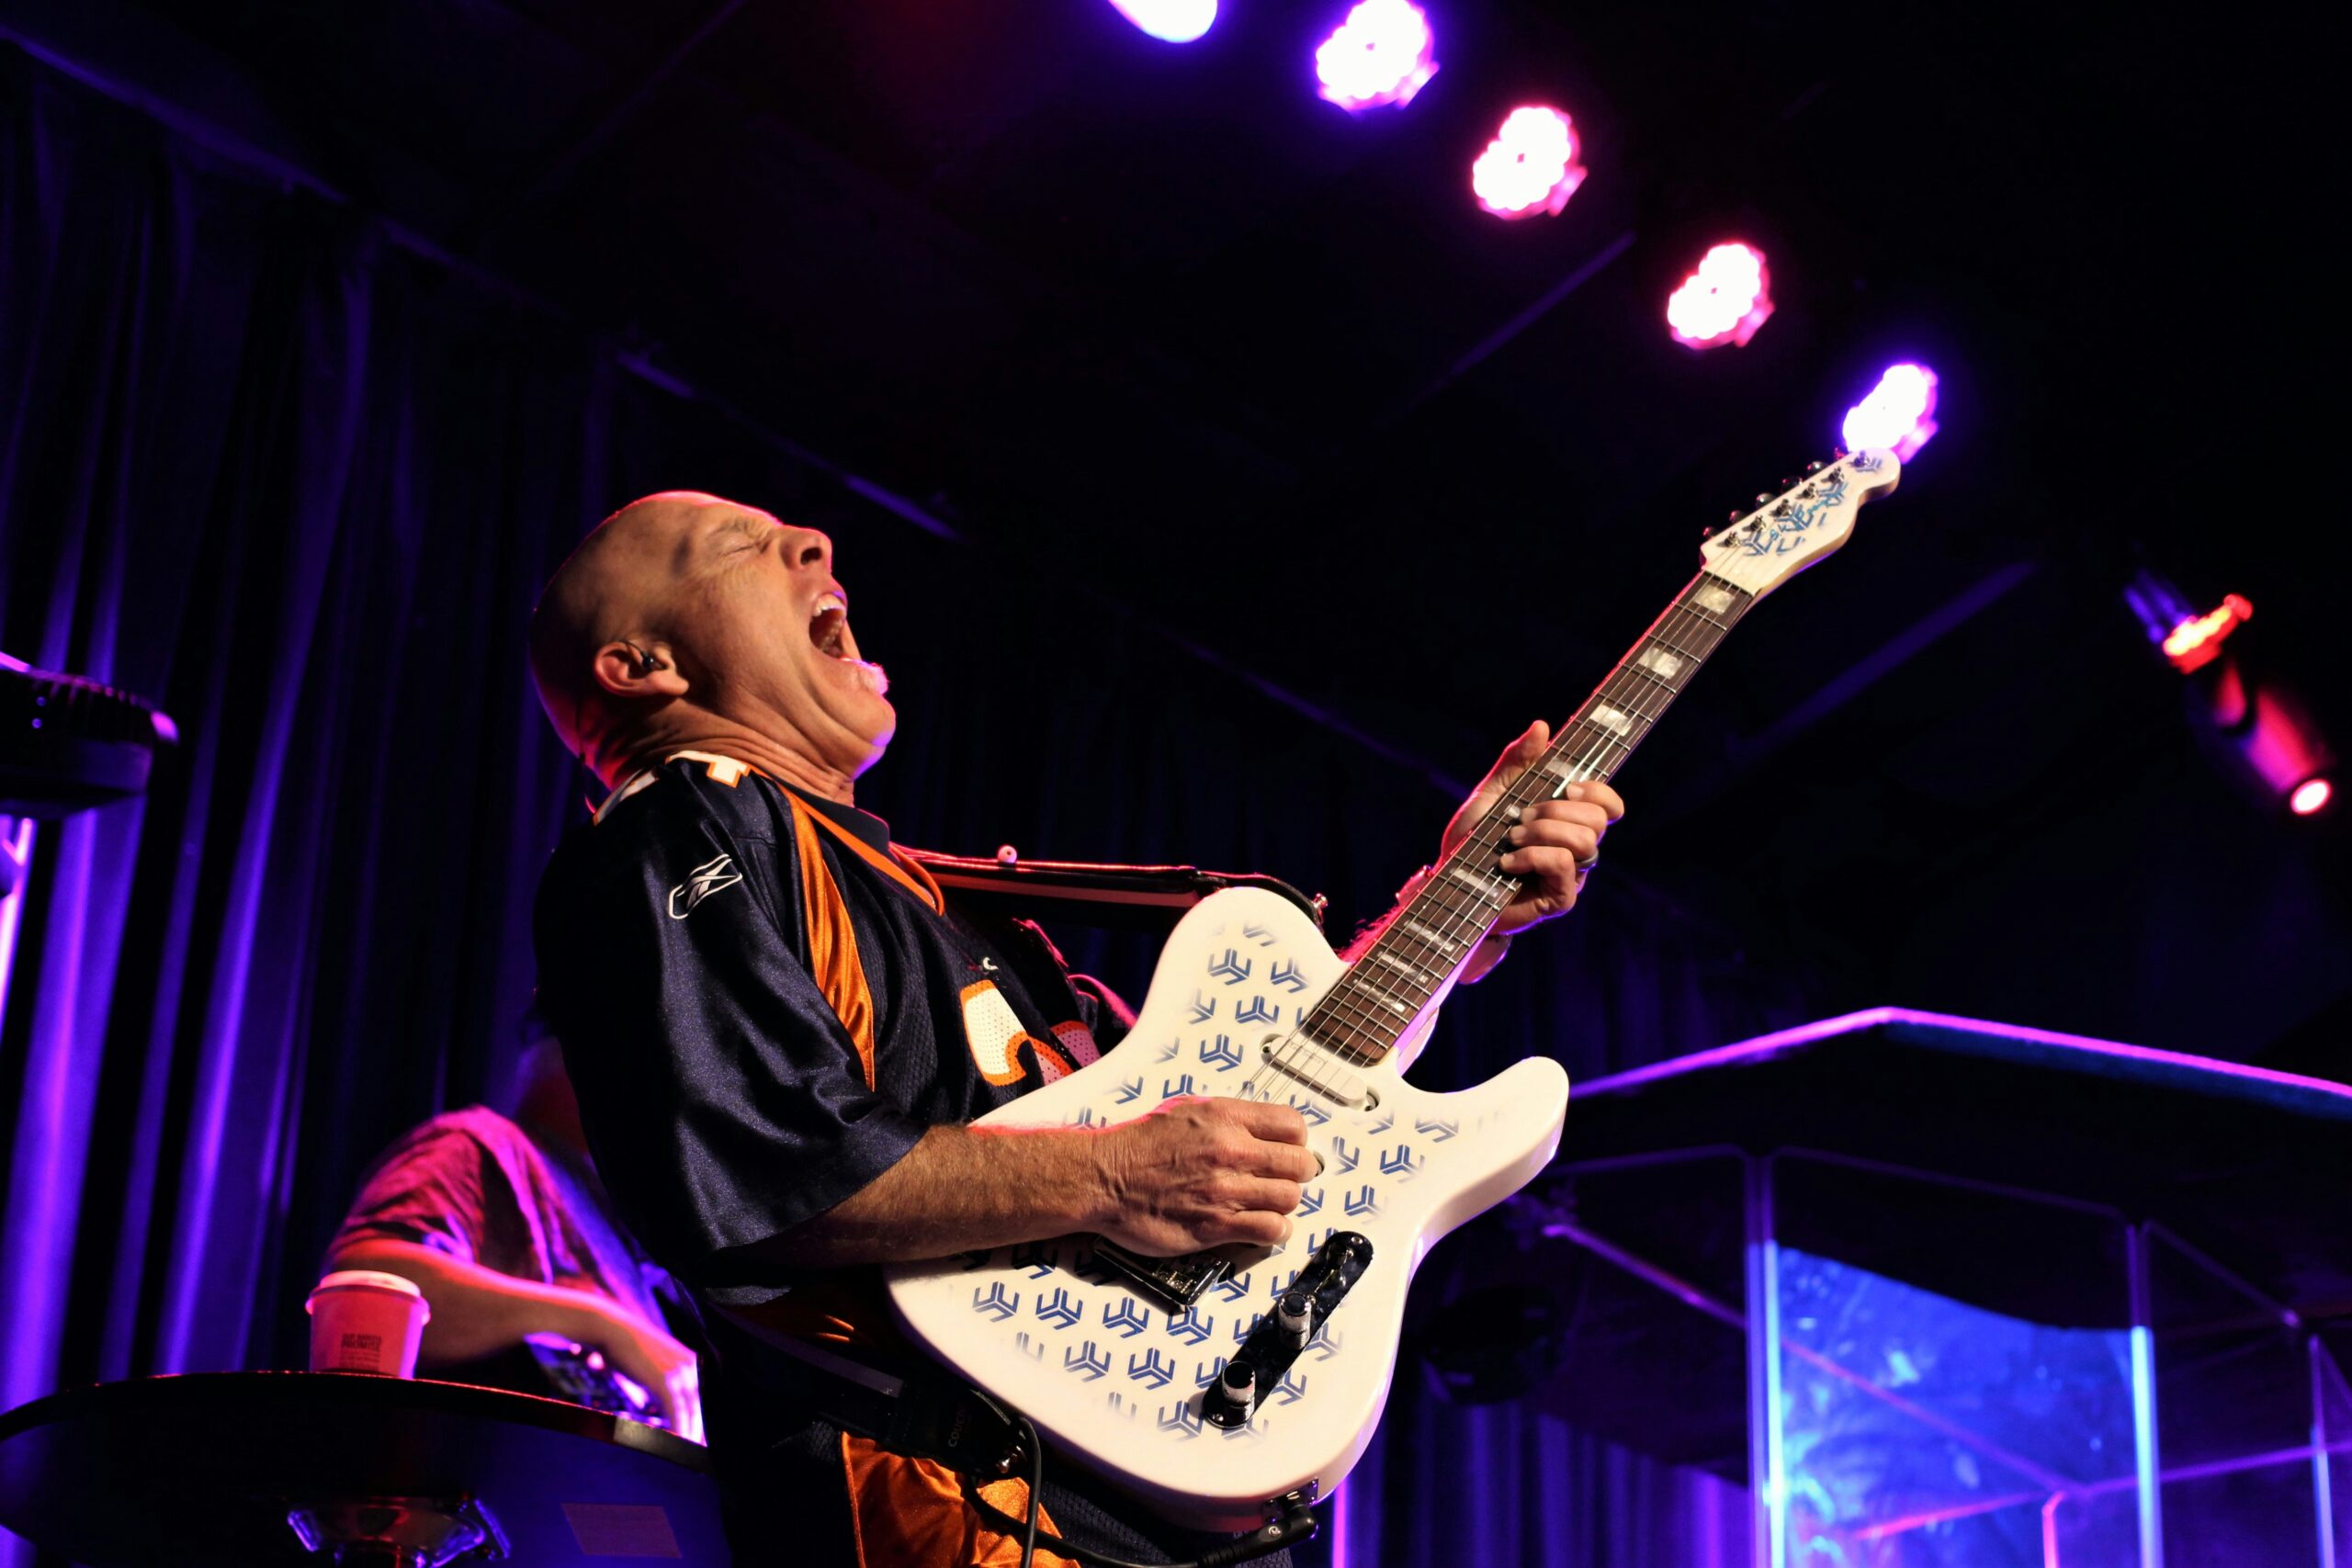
528,491,715,766
527,491,895,796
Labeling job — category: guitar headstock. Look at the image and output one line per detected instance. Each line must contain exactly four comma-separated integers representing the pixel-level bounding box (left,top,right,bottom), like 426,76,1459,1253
1698,449,1901,599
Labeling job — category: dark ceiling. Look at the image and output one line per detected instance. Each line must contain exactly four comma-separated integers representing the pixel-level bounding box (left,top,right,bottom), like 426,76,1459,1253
22,0,2346,1055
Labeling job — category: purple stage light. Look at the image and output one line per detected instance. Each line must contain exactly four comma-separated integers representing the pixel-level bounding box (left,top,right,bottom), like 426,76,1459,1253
1841,363,1939,460
2291,777,2332,816
1582,1006,2352,1103
1666,242,1774,349
1471,107,1585,219
1104,0,1216,43
1315,1,1438,113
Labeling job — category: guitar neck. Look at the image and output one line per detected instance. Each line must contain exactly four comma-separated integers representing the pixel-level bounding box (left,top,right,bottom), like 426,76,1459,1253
1303,568,1758,1066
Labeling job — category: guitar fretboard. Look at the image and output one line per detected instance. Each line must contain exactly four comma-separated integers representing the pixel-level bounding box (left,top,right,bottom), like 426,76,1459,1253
1304,569,1757,1066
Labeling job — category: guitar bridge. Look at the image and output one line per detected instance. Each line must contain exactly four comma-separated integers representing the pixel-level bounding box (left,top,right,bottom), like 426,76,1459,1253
1089,1238,1233,1313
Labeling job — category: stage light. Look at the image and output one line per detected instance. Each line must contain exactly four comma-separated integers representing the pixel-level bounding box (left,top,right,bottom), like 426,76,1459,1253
2160,593,2253,674
1105,0,1216,43
1667,243,1774,349
2126,570,2337,819
1841,363,1939,461
1316,1,1438,112
1472,107,1585,220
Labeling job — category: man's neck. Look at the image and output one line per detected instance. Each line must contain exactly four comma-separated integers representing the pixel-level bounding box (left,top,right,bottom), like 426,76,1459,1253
614,726,859,806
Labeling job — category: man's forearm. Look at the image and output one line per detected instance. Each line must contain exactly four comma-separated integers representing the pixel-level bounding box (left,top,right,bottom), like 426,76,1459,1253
758,1122,1115,1269
328,1237,621,1366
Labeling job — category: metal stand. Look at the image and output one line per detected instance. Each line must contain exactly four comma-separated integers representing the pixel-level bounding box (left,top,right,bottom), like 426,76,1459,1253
1474,1010,2352,1567
286,1497,506,1568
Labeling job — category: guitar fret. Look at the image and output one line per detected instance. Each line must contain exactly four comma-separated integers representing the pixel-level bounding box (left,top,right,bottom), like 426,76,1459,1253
1542,753,1596,784
1326,990,1397,1049
1311,995,1380,1055
1402,919,1461,953
1583,702,1638,736
1630,647,1683,685
1305,566,1772,1071
1419,876,1476,915
1347,967,1430,1022
1446,863,1510,900
1605,673,1670,720
1661,611,1723,651
1648,630,1704,663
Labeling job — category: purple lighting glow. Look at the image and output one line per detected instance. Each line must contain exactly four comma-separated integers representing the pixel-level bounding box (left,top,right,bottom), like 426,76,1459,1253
1315,1,1438,113
1841,363,1939,460
1471,107,1585,219
1666,242,1774,349
1104,0,1216,43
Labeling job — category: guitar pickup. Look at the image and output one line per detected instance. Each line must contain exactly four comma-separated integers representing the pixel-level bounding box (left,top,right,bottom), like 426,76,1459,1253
1259,1038,1377,1110
1091,1237,1233,1313
1203,1231,1373,1428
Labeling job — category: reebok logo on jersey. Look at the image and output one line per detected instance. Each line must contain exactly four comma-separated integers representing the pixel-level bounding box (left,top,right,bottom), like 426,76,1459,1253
667,853,743,919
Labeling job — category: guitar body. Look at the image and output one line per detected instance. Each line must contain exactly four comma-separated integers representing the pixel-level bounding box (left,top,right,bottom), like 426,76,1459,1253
887,885,1569,1530
888,448,1901,1532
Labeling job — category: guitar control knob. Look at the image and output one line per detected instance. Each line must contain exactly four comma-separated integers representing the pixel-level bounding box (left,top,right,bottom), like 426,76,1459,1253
1204,1359,1256,1427
1276,1292,1315,1347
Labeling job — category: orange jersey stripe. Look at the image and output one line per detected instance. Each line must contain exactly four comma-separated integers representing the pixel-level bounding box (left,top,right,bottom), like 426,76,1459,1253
789,796,879,1091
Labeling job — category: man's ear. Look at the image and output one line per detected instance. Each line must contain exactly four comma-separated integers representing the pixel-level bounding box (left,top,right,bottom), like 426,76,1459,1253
591,639,690,701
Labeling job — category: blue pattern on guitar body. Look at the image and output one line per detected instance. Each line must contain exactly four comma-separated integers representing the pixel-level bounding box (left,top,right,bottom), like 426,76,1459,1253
1102,1297,1151,1339
887,880,1575,1518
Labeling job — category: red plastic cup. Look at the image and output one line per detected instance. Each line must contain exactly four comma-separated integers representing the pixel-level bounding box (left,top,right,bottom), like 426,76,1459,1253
305,1269,430,1376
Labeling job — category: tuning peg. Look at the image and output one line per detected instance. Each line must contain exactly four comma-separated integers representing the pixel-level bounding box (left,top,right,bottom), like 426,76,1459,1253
1726,509,1745,523
1755,493,1772,505
1779,476,1798,490
1804,459,1826,474
1701,526,1714,539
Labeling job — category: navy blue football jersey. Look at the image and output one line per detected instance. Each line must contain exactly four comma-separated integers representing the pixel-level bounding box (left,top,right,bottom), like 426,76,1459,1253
532,752,1116,1309
532,750,1277,1566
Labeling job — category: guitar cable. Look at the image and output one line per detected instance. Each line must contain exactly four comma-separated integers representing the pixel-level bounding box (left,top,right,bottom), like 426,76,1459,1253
955,1393,1319,1568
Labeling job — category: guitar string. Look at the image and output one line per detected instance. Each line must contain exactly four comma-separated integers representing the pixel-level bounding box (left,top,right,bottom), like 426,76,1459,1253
1198,471,1849,1276
1307,581,1737,1056
1255,457,1861,1084
1263,580,1736,1085
1335,465,1859,1054
1226,616,1716,1179
1238,571,1747,1102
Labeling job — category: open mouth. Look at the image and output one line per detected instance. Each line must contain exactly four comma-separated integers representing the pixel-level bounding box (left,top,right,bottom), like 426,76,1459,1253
808,592,849,658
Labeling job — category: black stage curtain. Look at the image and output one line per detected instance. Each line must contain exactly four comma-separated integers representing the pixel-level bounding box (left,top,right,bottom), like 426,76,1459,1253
0,45,1805,1566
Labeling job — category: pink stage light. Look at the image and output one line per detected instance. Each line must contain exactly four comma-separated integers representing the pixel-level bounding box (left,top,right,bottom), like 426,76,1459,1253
1316,1,1438,112
1666,243,1774,349
1841,363,1939,460
1104,0,1216,43
2161,593,2254,673
1472,107,1585,220
2291,778,2333,816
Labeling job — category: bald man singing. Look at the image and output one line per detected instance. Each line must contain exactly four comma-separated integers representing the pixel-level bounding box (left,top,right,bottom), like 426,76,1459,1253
528,492,1620,1566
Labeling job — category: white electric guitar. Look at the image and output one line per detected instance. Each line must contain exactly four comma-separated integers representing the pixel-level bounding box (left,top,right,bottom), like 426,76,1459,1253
888,451,1902,1530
